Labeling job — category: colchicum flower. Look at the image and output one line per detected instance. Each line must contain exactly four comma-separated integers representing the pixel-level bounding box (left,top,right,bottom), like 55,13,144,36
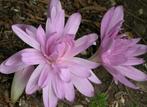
0,0,101,107
91,6,147,89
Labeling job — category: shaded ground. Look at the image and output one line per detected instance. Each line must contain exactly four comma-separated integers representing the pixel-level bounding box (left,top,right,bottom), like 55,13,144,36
0,0,147,107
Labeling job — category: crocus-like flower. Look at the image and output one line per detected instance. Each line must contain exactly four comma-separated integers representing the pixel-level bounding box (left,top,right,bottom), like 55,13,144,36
91,6,147,89
0,0,101,107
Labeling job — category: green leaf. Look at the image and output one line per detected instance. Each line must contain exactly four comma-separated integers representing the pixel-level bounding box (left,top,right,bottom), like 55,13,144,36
89,93,108,107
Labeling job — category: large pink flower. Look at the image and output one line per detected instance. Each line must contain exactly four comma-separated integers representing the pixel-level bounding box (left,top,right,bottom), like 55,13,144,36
92,6,147,89
0,0,101,106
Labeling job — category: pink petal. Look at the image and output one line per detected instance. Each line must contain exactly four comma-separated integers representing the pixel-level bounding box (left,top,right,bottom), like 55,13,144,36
24,25,37,38
63,13,81,35
115,66,147,81
100,37,115,53
122,57,144,65
72,76,94,97
46,8,65,34
21,49,46,65
72,33,98,56
64,82,75,102
25,64,44,94
11,66,34,103
69,65,91,78
0,49,29,74
88,70,101,84
109,54,127,66
43,83,58,107
115,74,139,89
48,0,62,17
12,24,37,39
38,64,51,88
133,44,147,56
101,6,124,40
69,57,99,69
52,75,64,99
59,68,71,82
36,25,46,48
104,65,139,89
12,24,40,49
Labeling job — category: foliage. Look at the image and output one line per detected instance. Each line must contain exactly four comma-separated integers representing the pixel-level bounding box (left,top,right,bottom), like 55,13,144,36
89,93,108,107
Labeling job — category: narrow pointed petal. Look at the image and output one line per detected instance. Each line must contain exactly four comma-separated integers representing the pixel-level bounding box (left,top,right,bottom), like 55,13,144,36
0,49,30,74
72,33,98,56
64,13,81,35
52,76,64,99
115,74,139,89
69,65,91,78
101,6,124,40
109,54,127,66
88,71,101,84
46,9,65,34
122,57,144,65
48,0,62,17
36,25,46,47
12,24,37,39
38,64,51,88
104,65,139,89
133,44,147,56
21,49,46,65
43,83,58,107
59,68,71,82
11,66,34,103
69,57,99,69
115,66,147,81
72,77,94,97
22,24,37,38
12,25,40,49
25,64,44,94
64,82,75,102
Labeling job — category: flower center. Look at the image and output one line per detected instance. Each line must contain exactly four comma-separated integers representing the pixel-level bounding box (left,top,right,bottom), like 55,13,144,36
43,34,75,63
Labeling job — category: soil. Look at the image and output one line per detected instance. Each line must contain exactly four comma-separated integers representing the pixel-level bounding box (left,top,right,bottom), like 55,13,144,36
0,0,147,107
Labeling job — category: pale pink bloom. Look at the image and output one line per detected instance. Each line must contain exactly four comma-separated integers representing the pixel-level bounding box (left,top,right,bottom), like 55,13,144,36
0,0,101,106
92,6,147,89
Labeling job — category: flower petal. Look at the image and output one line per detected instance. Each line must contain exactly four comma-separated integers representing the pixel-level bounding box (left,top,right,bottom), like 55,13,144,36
115,74,139,89
122,57,144,65
59,68,71,82
46,7,65,34
12,24,40,49
25,64,44,94
69,65,91,78
101,6,124,40
109,54,127,66
11,66,34,103
115,66,147,81
43,83,58,107
72,33,98,56
64,82,75,102
69,57,99,69
88,71,101,84
48,0,62,17
63,13,81,35
104,65,139,89
52,75,64,99
36,25,46,48
38,64,51,88
72,76,94,97
21,49,46,65
133,44,147,56
0,49,29,74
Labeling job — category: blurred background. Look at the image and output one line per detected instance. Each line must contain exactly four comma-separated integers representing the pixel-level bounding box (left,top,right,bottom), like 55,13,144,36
0,0,147,107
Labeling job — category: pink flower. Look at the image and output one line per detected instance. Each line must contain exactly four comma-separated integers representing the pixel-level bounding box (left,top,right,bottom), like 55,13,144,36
92,6,147,89
0,0,101,106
